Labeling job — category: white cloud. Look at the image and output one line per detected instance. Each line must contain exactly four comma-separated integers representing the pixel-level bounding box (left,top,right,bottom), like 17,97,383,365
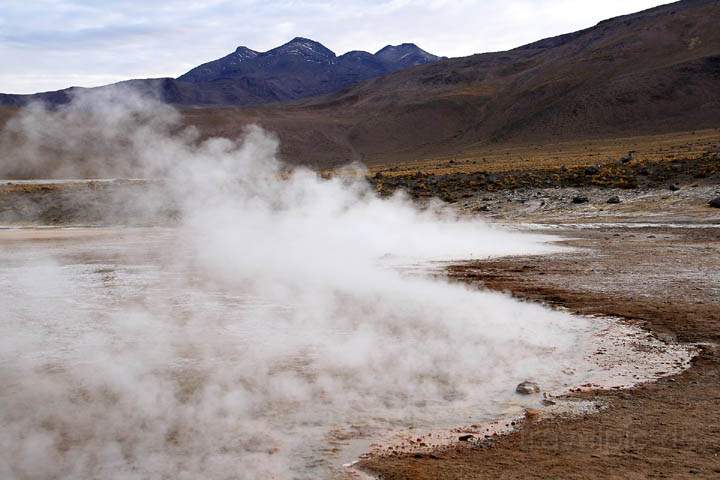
2,0,667,94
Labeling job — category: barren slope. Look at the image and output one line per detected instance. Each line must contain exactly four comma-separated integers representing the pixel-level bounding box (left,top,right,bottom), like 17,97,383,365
176,0,720,168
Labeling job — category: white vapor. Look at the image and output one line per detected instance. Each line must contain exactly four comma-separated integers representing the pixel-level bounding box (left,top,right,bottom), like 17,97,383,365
0,89,671,479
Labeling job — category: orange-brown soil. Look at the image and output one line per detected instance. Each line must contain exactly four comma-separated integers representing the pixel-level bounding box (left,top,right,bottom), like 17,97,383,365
360,204,720,479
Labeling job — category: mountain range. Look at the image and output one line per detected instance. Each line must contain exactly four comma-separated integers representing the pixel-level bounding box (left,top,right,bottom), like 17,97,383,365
1,0,718,172
0,39,442,107
178,0,720,167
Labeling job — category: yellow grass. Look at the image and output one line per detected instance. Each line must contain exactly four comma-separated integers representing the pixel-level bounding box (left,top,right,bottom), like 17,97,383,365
366,128,720,176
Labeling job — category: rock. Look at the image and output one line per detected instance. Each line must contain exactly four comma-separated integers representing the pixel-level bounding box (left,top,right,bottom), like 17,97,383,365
584,165,600,175
607,196,621,204
515,381,540,395
524,408,541,420
669,184,680,191
619,151,635,163
708,197,720,208
458,434,474,442
572,195,589,204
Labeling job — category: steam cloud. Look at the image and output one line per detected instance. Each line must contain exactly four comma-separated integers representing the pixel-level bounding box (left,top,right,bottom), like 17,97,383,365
1,89,596,479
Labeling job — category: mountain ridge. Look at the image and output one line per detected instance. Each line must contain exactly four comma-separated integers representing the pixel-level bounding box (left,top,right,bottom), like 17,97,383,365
0,38,443,107
1,0,718,172
171,0,720,168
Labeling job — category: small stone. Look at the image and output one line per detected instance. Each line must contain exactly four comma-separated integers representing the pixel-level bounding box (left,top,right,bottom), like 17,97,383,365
584,165,600,175
458,434,474,442
607,196,621,204
572,195,589,204
524,408,541,420
709,197,720,208
516,381,540,395
669,184,680,191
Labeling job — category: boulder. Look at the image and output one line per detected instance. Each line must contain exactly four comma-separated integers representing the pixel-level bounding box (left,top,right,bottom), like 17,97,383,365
607,196,621,204
572,195,589,204
709,197,720,208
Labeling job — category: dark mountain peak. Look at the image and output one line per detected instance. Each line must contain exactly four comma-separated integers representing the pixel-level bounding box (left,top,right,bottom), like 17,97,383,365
178,46,258,82
376,42,419,53
288,36,320,45
340,49,372,56
374,43,440,71
339,50,376,60
269,37,336,60
234,46,259,58
375,43,424,57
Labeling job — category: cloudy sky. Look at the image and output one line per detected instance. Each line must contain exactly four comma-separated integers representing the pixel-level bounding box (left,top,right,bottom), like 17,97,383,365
2,0,667,94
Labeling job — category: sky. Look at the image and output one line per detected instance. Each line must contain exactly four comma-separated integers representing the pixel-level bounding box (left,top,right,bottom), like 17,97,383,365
1,0,669,94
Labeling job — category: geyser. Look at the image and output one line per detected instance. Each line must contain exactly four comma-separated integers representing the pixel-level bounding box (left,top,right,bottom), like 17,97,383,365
0,89,693,479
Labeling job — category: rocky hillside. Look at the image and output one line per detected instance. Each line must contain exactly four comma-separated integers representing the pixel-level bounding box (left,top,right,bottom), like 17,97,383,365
172,0,720,167
305,0,720,157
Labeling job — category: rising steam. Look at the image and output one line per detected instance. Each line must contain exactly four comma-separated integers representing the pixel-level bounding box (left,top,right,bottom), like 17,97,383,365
2,89,599,479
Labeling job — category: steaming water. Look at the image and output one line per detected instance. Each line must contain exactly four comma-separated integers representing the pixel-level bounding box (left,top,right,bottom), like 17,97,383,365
0,90,696,479
0,226,694,480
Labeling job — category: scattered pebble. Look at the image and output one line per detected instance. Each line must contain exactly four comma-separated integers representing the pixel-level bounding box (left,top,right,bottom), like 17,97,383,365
524,408,541,420
516,381,540,395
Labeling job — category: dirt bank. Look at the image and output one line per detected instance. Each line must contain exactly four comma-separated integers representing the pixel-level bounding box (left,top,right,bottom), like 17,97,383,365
360,203,720,478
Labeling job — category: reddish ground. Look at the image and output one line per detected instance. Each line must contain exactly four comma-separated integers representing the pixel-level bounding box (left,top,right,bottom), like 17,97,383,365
361,204,720,479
